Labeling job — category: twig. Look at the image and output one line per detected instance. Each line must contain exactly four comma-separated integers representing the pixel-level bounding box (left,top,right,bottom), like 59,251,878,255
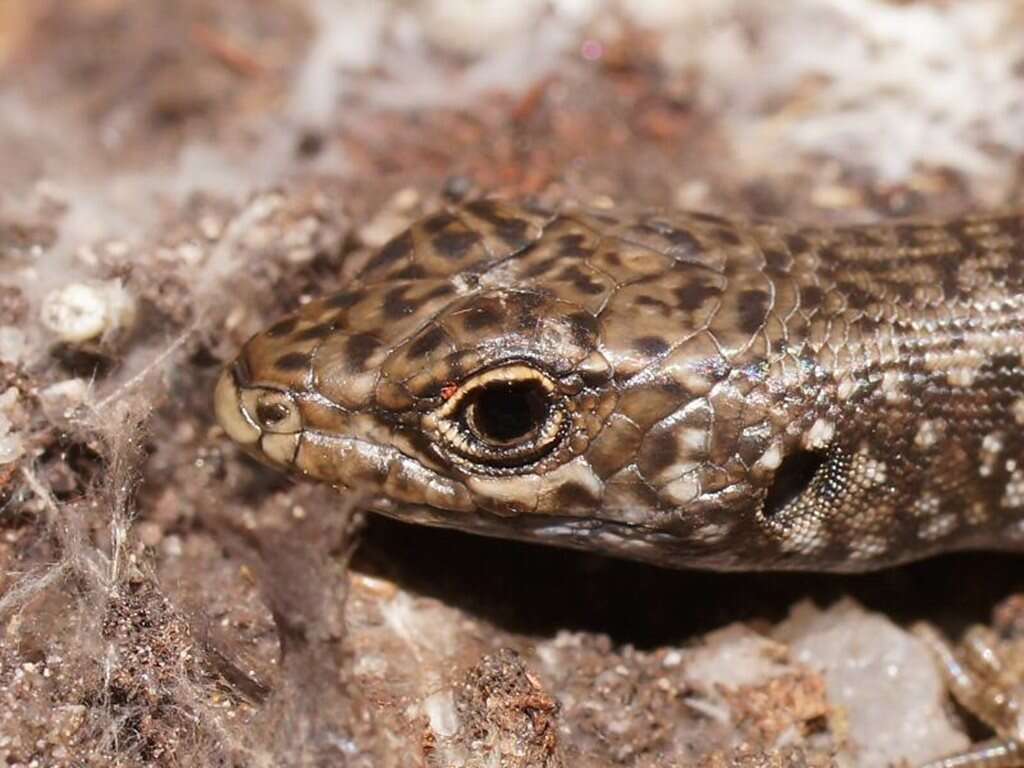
0,467,110,619
19,465,109,583
91,325,198,414
0,560,71,620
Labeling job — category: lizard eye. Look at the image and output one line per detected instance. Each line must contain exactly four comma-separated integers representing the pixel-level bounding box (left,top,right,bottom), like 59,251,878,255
427,364,567,471
464,379,549,445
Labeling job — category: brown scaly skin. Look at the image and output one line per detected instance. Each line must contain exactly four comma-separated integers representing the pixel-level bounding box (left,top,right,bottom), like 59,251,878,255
216,199,1024,767
216,199,1024,573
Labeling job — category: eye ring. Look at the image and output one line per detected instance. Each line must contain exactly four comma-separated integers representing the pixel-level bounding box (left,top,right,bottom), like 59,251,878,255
426,364,568,470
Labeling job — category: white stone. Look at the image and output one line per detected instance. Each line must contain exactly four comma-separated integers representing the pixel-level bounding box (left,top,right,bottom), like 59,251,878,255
38,378,90,412
684,623,790,691
0,326,26,365
0,387,22,464
40,280,136,343
774,599,968,767
418,0,547,57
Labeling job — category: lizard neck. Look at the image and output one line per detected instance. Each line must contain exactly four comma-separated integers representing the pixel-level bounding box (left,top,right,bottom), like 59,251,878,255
757,212,1024,567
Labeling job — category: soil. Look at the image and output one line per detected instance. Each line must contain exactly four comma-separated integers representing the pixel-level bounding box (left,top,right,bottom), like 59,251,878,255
2,2,1023,766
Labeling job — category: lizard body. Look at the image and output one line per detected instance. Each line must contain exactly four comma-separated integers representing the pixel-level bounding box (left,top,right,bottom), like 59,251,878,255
214,200,1024,573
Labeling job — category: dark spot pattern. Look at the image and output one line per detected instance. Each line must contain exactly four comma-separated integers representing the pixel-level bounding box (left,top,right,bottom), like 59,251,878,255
566,311,599,347
275,352,312,372
464,200,531,247
784,234,811,253
688,211,730,226
558,265,605,295
326,291,361,310
267,317,298,337
557,234,589,257
524,256,563,278
714,228,742,246
421,212,457,234
433,229,482,260
553,481,601,510
383,286,414,319
462,304,503,331
763,249,790,275
345,333,382,371
801,285,824,310
634,336,670,357
673,275,721,310
393,265,428,280
365,230,414,273
423,284,456,301
642,429,680,478
659,227,704,259
407,326,448,359
294,322,335,341
837,281,872,310
984,352,1022,373
493,217,530,246
737,289,771,334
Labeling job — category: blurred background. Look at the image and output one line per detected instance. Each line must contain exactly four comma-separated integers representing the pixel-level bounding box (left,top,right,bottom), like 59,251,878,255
2,1,1024,766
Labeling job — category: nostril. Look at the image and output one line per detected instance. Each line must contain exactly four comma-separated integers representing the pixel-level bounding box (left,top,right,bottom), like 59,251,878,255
256,402,290,426
247,389,301,434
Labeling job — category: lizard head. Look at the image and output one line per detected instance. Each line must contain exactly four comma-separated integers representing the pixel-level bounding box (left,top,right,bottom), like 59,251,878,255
216,201,859,570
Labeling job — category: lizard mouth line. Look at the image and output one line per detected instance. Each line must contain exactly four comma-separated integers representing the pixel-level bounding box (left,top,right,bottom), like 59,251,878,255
298,427,755,542
357,491,662,537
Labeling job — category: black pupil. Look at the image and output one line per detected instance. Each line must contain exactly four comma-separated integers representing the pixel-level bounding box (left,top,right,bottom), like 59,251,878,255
471,380,548,444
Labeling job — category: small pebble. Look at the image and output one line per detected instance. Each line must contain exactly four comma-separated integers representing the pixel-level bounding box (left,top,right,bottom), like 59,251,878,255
40,280,136,343
0,326,27,365
0,387,22,464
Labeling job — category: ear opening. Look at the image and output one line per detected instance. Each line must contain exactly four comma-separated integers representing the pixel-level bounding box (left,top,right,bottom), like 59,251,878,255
762,450,826,519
